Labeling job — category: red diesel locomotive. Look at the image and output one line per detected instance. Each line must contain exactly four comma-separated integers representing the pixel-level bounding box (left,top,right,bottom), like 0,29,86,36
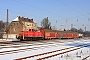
17,28,82,41
17,29,43,40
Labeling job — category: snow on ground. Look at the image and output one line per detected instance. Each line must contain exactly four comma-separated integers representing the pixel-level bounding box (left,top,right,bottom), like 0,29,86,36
0,38,90,60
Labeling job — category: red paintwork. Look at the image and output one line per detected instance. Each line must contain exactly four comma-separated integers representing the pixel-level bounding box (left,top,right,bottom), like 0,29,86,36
19,31,34,37
40,29,79,39
44,32,57,39
19,29,43,38
73,33,79,38
18,28,79,40
66,33,73,38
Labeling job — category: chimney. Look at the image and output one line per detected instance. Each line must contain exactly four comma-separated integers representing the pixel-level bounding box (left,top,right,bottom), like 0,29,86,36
31,19,33,22
18,16,20,20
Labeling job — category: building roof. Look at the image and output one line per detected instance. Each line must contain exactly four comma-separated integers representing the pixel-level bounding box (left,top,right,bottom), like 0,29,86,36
12,17,18,21
12,16,34,23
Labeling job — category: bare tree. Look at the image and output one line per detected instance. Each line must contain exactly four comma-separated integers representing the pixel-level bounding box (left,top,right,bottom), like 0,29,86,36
0,21,6,30
41,17,52,30
71,28,78,32
64,28,66,31
0,20,7,38
78,28,83,33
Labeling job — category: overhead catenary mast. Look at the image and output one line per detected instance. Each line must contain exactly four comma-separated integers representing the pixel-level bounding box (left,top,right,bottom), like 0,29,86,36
6,9,8,39
71,24,73,29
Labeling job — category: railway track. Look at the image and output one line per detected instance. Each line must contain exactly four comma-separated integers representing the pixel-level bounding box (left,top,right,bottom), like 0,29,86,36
82,55,90,60
0,40,67,50
0,41,83,50
14,43,90,60
0,41,66,55
0,39,90,60
0,39,79,50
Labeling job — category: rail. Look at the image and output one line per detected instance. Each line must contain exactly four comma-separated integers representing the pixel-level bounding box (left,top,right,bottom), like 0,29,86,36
0,42,61,55
14,44,90,60
82,55,90,60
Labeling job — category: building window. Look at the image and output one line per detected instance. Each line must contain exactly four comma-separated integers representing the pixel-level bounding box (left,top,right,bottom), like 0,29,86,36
17,23,18,25
27,24,29,26
14,28,16,31
14,23,15,26
32,24,33,26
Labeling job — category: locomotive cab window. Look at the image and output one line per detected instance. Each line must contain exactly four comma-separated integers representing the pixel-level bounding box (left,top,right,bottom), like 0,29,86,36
29,29,31,31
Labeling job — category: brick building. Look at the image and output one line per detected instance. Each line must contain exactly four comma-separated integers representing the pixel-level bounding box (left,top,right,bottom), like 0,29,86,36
4,16,38,38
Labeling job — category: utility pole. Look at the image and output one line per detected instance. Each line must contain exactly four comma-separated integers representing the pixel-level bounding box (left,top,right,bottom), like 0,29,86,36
71,24,73,29
85,26,86,32
6,9,8,39
23,21,25,40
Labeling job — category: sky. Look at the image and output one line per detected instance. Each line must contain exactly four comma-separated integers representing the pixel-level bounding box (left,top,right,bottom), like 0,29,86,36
0,0,90,31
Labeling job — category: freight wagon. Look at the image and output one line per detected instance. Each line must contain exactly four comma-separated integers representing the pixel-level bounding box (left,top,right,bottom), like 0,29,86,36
17,28,82,41
40,29,79,39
